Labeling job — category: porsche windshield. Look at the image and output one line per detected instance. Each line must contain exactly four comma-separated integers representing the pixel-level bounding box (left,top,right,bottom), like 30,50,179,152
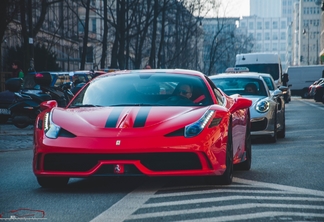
212,77,268,96
69,73,213,107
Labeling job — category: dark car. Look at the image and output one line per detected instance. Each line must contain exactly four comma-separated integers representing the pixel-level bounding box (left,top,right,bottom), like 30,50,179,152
308,78,324,102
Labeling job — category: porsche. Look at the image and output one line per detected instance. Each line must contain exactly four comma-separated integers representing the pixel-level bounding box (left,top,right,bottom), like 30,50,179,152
33,69,252,188
210,72,285,143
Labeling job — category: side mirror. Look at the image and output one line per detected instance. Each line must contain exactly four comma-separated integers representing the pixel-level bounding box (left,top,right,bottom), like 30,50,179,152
40,100,58,111
229,97,252,113
273,89,283,97
279,86,288,92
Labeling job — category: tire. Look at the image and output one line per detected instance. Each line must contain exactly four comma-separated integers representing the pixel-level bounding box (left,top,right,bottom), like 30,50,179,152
234,117,251,171
12,115,30,129
37,177,69,188
269,111,277,143
277,111,286,139
205,120,233,185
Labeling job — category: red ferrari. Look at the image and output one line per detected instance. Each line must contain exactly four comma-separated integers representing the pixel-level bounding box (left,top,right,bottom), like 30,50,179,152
33,69,252,188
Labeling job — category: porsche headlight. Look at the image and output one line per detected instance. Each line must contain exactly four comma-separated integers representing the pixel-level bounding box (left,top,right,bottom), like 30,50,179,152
44,112,61,139
184,110,214,138
255,100,270,113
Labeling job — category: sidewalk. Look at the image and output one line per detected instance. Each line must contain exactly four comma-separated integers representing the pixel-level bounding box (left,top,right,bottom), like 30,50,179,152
0,124,34,151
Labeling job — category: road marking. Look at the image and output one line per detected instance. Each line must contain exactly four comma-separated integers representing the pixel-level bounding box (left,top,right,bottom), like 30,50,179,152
297,99,324,111
234,177,324,197
142,196,324,208
127,204,324,220
90,177,324,221
90,181,163,222
181,212,324,222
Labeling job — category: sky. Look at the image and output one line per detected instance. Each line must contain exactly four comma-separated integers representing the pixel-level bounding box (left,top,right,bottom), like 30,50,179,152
218,0,250,18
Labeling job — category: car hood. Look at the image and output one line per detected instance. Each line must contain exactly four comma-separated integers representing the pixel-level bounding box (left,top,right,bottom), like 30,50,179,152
51,106,210,137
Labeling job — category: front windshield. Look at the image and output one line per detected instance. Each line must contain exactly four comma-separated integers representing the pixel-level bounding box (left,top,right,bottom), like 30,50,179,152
236,64,279,81
211,77,267,96
69,73,213,107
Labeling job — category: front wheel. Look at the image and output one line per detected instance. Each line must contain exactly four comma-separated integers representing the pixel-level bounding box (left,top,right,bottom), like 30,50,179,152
268,111,277,143
234,119,251,171
37,177,69,188
277,111,286,139
205,121,233,185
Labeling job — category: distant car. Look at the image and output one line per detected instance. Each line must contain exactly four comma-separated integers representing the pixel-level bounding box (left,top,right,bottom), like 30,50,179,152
33,69,252,188
210,72,285,143
69,70,95,94
308,78,324,102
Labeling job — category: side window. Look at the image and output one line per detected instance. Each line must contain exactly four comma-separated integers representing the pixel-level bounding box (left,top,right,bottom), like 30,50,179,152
205,76,224,106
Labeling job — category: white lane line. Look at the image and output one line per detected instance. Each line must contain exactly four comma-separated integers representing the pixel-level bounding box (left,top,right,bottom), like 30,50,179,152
127,203,324,220
181,212,324,222
143,195,324,208
234,178,324,197
91,177,324,221
297,99,324,111
90,181,163,222
154,189,293,198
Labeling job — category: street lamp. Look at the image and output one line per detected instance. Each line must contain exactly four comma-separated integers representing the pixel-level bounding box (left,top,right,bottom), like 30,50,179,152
302,26,310,65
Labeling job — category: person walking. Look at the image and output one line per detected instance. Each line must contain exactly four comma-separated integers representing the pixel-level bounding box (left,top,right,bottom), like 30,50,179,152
11,60,24,79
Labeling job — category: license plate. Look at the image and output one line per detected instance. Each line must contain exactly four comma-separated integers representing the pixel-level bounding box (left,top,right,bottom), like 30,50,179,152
0,108,10,115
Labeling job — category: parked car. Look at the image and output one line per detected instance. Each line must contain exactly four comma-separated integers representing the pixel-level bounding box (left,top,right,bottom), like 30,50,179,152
308,78,324,102
210,72,285,143
33,69,252,188
69,70,94,94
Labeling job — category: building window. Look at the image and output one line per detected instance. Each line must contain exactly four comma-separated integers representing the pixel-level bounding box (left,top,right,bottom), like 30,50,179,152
257,33,262,40
257,22,262,29
272,43,278,51
92,18,96,33
280,32,286,40
249,22,254,29
265,32,270,40
281,21,286,29
265,21,270,29
272,21,278,29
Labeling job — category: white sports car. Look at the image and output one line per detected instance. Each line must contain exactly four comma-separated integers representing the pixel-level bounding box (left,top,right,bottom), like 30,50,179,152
210,73,285,143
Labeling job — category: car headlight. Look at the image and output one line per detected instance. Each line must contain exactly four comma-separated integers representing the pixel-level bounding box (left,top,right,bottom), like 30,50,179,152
255,100,270,113
44,112,61,139
184,110,214,138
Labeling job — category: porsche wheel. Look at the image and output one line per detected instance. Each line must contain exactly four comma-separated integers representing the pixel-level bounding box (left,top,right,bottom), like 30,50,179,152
277,111,285,139
269,111,277,143
234,119,251,171
205,122,233,185
37,177,69,188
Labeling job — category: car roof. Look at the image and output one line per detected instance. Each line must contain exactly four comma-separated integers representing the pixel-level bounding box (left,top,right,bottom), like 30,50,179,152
98,69,206,78
209,72,265,79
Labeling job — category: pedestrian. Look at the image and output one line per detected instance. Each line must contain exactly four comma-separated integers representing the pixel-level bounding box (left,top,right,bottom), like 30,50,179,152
11,60,24,79
144,64,151,69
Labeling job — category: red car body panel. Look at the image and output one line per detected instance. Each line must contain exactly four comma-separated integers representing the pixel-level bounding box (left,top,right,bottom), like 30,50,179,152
33,69,251,182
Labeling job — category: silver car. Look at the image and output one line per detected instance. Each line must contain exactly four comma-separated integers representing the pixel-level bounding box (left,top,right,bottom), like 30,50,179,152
210,73,285,143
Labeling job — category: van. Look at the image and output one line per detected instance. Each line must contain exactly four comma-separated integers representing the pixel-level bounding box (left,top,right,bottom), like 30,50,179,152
235,53,283,87
286,65,324,98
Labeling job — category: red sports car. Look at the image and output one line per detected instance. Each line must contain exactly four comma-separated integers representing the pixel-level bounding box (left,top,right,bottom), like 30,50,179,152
33,69,252,188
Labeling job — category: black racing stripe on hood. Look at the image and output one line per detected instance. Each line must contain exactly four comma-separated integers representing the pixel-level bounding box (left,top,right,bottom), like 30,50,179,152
134,107,151,127
105,107,123,128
